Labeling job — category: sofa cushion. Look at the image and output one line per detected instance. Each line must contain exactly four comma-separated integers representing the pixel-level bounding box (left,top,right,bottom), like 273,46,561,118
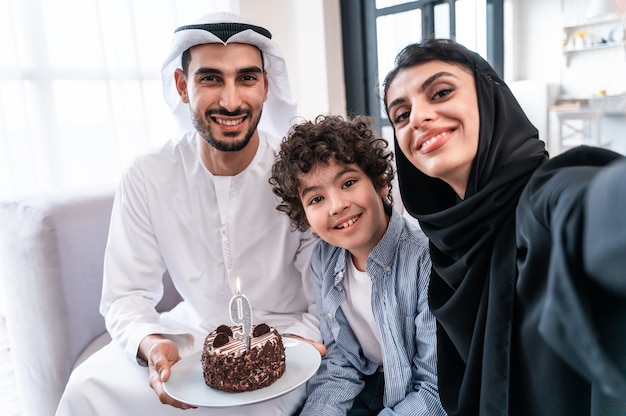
0,187,115,416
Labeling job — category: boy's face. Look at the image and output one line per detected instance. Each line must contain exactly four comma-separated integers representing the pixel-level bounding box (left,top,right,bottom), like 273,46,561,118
298,160,389,270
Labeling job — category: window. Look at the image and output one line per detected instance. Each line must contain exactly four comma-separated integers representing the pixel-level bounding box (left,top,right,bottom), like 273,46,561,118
0,0,235,199
340,0,503,140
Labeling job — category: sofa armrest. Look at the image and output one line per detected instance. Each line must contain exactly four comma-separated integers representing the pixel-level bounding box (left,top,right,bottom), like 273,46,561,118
0,187,184,416
0,188,115,416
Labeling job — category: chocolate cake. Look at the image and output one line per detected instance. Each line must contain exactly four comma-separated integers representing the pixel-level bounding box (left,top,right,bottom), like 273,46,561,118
201,323,286,392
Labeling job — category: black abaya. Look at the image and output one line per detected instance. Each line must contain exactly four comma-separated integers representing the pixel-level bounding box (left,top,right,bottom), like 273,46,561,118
395,50,626,415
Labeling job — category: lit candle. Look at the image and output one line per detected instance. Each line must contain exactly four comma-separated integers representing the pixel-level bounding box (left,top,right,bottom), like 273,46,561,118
229,277,252,350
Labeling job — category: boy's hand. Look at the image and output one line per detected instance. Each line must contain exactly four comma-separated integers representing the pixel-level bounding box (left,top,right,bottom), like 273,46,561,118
282,333,327,356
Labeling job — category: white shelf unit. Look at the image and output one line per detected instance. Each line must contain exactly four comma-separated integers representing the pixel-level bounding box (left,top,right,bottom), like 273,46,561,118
562,16,625,65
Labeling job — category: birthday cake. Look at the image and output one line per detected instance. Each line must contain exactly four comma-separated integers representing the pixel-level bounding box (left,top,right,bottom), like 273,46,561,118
201,323,286,392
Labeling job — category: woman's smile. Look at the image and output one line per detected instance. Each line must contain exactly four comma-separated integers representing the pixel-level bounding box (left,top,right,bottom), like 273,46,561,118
385,61,479,198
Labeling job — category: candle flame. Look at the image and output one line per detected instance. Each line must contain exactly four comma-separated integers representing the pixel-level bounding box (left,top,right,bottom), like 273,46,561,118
236,277,241,295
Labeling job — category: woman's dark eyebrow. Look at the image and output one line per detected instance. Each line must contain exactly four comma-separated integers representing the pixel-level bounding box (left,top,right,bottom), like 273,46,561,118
387,71,458,112
421,71,457,91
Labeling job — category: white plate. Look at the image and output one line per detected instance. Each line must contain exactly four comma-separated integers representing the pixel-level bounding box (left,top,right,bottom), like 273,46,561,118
163,337,321,407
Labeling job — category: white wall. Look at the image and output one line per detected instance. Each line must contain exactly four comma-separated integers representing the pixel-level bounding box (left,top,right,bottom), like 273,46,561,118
201,0,626,151
505,0,562,149
507,0,626,154
239,0,346,120
510,0,626,97
507,0,563,86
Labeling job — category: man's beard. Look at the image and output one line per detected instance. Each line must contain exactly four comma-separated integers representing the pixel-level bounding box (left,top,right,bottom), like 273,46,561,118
192,107,262,152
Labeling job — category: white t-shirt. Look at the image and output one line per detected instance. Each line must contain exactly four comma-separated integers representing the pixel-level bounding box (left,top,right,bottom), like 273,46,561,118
340,255,383,366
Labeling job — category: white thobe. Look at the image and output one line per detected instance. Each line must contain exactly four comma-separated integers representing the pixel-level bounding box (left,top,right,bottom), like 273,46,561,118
56,132,320,415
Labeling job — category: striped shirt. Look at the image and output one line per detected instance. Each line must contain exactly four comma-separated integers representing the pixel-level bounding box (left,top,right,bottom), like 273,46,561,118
302,209,447,415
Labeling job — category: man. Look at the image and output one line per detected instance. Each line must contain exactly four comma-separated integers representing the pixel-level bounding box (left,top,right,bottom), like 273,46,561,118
56,12,322,415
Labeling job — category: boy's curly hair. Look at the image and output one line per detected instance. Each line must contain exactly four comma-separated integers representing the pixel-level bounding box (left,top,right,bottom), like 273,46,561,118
270,114,395,232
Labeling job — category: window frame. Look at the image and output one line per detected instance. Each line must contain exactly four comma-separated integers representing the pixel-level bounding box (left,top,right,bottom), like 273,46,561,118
340,0,504,133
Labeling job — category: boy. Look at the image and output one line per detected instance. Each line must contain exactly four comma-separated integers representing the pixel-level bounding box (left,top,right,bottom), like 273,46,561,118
270,115,446,415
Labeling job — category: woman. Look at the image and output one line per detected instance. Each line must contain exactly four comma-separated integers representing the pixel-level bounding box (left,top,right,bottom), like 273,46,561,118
382,38,626,415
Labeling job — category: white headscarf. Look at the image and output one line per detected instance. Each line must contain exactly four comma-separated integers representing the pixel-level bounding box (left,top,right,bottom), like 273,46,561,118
161,12,297,139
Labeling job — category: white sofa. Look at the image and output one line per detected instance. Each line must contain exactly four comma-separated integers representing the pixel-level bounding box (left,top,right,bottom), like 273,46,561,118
0,187,181,416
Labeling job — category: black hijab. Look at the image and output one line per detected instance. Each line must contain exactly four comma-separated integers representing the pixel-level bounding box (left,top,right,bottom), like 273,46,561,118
391,40,547,415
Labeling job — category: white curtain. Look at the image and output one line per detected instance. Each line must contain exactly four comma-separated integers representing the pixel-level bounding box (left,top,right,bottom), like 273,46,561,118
0,0,237,200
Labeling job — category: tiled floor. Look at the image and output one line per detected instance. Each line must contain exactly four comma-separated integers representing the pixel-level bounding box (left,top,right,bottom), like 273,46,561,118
0,315,23,416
